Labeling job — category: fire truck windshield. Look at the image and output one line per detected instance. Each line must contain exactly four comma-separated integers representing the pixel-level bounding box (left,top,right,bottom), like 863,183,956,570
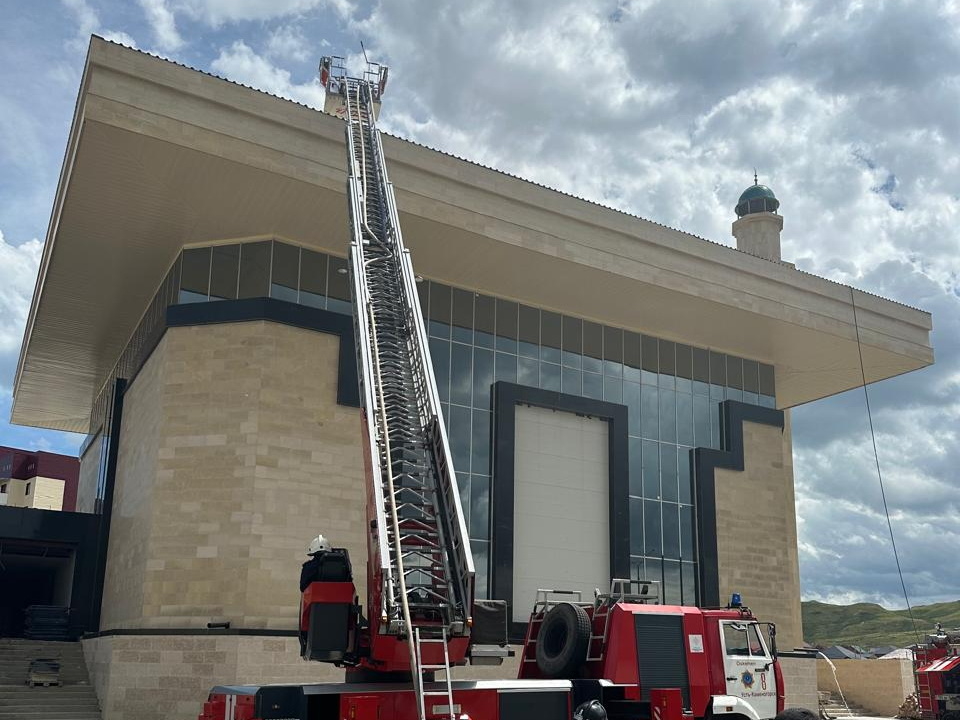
723,622,769,657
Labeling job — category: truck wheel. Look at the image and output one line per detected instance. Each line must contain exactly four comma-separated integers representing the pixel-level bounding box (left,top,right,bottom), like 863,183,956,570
535,602,591,678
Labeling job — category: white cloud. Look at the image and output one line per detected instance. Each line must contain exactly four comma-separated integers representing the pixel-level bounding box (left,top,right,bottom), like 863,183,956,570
0,95,45,173
100,30,138,48
173,0,352,25
210,41,325,108
61,0,98,40
266,24,311,62
60,0,138,53
138,0,184,51
347,0,959,278
0,231,42,386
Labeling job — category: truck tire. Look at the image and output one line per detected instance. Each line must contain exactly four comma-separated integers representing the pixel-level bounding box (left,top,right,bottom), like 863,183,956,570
535,602,591,678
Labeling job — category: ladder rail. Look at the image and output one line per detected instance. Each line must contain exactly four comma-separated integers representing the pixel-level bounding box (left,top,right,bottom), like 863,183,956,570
344,104,394,622
415,627,456,720
440,628,455,720
412,627,428,720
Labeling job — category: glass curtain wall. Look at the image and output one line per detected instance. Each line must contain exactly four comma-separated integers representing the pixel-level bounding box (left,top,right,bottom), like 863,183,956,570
101,239,776,602
416,280,775,604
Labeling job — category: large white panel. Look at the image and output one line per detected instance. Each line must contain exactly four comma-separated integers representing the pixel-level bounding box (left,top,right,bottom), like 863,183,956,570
512,404,609,621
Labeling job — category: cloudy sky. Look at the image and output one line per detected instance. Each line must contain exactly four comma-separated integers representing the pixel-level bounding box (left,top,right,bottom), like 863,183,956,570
1,0,958,610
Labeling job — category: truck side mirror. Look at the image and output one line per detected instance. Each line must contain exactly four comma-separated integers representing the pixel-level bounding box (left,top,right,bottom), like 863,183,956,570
764,622,778,658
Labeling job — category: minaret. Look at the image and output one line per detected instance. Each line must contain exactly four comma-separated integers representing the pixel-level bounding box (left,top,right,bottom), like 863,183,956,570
732,173,783,262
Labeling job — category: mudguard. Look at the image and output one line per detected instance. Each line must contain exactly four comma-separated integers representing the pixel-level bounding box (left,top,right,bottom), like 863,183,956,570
708,695,763,720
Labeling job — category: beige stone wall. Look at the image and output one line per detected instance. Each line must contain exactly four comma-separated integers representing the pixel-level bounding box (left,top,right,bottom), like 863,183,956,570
0,476,62,509
101,337,164,628
31,476,66,510
77,433,103,514
99,321,365,631
82,633,115,714
83,634,344,720
1,478,27,506
714,411,804,650
780,656,819,711
817,658,915,717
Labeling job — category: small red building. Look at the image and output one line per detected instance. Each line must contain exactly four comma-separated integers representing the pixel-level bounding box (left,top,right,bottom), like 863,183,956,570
0,446,79,512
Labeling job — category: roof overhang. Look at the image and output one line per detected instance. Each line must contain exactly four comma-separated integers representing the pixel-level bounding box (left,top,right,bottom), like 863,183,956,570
13,38,934,433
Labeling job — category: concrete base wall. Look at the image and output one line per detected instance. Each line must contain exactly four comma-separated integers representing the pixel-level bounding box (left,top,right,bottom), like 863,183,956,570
816,658,915,717
83,634,344,720
780,656,819,712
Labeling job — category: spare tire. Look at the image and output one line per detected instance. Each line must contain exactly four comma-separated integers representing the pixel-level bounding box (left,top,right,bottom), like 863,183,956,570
535,602,591,678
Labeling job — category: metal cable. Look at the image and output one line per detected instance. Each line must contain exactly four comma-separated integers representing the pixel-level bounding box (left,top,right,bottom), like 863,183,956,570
850,287,921,645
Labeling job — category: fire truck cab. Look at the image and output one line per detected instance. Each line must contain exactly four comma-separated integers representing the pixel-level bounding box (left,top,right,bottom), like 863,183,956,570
518,581,784,720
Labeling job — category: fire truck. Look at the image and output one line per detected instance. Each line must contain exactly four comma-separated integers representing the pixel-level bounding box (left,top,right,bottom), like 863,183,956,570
914,626,960,720
196,56,785,720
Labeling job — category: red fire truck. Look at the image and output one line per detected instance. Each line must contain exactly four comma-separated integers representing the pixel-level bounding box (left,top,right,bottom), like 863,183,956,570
196,55,785,720
200,581,783,720
914,626,960,720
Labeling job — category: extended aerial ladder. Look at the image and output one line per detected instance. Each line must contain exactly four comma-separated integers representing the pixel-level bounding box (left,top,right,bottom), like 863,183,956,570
300,56,475,720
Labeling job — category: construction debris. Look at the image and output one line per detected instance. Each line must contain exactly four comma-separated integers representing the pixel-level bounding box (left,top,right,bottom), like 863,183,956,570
898,692,922,719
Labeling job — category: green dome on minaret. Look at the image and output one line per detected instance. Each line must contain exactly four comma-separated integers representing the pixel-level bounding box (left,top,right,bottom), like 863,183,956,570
735,174,780,217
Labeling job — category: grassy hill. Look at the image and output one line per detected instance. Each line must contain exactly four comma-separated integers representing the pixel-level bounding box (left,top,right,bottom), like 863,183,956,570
802,600,960,649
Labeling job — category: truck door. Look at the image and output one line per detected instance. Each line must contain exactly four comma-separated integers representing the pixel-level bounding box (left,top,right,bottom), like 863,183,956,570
720,621,777,719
